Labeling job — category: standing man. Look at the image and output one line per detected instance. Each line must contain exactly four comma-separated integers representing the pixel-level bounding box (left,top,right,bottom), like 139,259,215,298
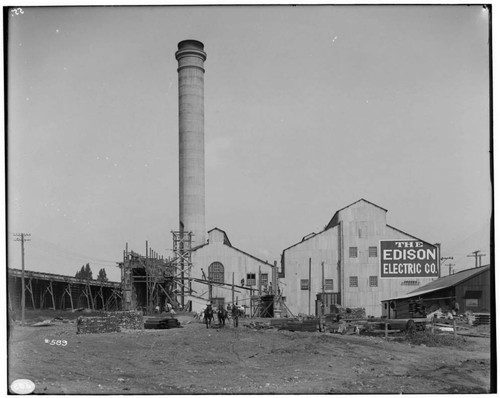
231,304,239,328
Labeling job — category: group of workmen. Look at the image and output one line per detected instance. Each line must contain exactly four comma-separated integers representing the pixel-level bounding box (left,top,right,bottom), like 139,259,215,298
205,302,243,328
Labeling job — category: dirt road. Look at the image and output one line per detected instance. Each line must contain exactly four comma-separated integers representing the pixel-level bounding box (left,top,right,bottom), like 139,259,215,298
8,314,491,394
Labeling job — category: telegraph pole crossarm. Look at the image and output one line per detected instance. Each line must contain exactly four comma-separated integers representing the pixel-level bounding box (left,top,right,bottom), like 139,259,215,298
440,256,453,279
467,250,486,268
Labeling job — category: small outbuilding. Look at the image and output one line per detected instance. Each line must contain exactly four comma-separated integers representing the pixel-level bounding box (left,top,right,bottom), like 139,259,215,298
381,265,490,319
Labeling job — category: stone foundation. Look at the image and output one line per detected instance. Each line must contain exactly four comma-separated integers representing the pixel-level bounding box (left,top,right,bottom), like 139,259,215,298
76,311,143,334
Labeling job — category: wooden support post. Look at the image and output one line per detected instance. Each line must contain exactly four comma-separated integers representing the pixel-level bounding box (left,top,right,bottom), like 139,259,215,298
258,267,262,297
86,283,95,310
453,319,457,338
67,283,74,310
308,258,312,316
232,273,235,305
44,281,56,310
26,279,36,310
321,261,325,317
99,285,105,310
385,323,388,340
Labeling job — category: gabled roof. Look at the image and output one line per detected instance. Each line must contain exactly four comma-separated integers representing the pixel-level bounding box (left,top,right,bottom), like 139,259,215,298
207,227,232,246
382,265,490,302
282,225,337,253
194,227,272,267
325,198,388,230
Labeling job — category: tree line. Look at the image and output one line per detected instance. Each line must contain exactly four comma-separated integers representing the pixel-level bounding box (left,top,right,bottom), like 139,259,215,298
75,263,108,282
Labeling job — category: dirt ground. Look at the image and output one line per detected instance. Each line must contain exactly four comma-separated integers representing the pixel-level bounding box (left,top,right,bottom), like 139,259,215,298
7,311,492,395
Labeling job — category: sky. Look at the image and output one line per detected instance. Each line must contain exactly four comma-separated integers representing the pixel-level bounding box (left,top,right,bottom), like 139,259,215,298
6,5,491,282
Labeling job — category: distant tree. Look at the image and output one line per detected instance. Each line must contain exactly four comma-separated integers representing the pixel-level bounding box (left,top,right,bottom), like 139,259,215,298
75,265,85,279
97,268,108,282
84,263,93,280
75,263,93,280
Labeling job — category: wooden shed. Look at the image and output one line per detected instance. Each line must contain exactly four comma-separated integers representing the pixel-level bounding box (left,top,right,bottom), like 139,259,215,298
381,265,490,319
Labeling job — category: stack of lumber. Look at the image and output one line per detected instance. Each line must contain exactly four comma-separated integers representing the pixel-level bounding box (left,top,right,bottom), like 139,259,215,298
76,311,144,334
331,304,366,320
144,318,180,330
278,319,319,332
473,313,490,326
269,319,290,328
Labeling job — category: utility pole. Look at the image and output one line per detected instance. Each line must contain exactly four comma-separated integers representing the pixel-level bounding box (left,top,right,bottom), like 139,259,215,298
321,262,325,316
232,272,235,305
446,263,455,275
14,233,31,326
440,255,453,278
467,250,486,268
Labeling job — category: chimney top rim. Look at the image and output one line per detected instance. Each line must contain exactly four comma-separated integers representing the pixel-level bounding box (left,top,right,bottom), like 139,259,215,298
177,39,205,50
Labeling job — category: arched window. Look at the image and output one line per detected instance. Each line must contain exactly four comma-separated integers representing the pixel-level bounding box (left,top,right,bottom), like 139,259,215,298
208,262,224,284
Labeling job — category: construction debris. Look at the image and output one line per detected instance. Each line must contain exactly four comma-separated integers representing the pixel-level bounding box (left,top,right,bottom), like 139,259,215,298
277,319,319,332
32,320,53,327
331,304,366,320
243,321,273,330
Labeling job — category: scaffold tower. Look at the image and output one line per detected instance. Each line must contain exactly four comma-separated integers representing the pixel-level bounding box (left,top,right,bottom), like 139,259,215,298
171,231,193,309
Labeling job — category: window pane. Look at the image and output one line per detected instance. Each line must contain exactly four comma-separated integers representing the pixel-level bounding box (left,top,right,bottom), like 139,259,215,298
369,247,378,257
349,276,358,287
324,279,334,290
369,276,378,287
246,273,256,286
349,247,358,258
208,262,224,284
300,279,309,290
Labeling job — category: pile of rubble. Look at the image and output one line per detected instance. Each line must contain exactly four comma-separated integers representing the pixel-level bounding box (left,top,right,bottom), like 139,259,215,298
77,311,143,334
331,304,366,320
243,321,273,330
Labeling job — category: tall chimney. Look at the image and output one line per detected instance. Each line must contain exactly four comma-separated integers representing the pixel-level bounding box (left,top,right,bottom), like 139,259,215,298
175,40,207,248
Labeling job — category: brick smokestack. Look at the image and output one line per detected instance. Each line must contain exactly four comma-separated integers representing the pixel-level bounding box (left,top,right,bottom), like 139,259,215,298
175,40,207,247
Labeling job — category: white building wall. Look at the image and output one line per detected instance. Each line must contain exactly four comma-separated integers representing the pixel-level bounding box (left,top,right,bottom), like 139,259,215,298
190,229,273,313
281,228,339,316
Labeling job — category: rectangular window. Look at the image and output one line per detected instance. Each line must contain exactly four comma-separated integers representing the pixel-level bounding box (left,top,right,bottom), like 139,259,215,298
349,247,358,258
369,246,378,257
246,273,256,286
324,279,334,291
464,290,482,299
465,298,479,307
300,279,309,290
349,276,358,287
260,273,268,286
369,276,378,287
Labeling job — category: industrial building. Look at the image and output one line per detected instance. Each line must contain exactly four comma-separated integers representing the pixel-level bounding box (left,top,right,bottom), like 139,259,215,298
381,264,491,319
189,228,278,314
280,199,439,317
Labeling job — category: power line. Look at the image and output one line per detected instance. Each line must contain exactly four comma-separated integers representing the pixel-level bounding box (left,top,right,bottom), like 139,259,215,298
27,236,118,264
